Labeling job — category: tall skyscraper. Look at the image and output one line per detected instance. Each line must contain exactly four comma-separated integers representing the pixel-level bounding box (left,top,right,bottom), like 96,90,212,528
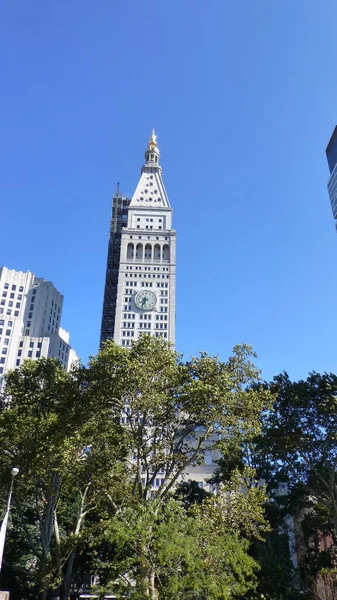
100,133,217,492
326,125,337,229
0,267,78,388
100,131,176,347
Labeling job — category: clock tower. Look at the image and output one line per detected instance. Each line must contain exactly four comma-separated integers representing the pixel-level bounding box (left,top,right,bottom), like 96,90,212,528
101,131,176,347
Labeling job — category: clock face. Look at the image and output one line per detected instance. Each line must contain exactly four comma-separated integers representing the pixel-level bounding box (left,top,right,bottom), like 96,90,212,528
135,290,157,311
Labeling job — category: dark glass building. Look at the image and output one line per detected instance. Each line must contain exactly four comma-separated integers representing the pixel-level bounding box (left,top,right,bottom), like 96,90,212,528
100,189,131,345
326,126,337,174
326,126,337,228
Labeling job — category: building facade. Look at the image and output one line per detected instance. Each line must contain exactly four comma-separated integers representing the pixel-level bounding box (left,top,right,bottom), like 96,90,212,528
0,267,78,388
326,125,337,229
100,191,131,345
100,131,176,347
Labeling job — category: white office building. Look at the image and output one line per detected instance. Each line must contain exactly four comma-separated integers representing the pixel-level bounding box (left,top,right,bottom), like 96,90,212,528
0,267,78,388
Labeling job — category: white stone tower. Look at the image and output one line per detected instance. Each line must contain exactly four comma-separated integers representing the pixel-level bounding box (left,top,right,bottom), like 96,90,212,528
113,131,176,347
0,267,78,389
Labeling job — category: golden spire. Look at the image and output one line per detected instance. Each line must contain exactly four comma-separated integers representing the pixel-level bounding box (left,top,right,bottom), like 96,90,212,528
149,129,157,148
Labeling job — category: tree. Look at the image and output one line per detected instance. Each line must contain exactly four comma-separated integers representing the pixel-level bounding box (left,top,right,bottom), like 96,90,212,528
0,337,273,599
312,569,337,600
235,371,337,598
209,444,302,600
95,471,268,600
87,336,273,598
263,372,337,543
0,358,126,600
174,479,210,507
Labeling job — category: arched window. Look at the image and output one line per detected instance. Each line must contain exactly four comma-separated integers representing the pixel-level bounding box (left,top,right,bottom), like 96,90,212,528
154,244,160,260
144,243,152,260
162,244,169,261
136,243,143,259
127,243,134,259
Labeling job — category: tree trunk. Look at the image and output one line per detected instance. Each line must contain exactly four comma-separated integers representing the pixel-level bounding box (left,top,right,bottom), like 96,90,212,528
37,554,49,600
60,485,89,600
37,474,62,599
60,550,76,600
149,568,159,600
139,546,158,599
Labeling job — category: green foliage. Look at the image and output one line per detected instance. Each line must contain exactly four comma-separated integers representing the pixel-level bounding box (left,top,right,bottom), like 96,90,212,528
0,337,274,599
0,358,127,599
264,372,337,537
96,482,267,600
236,371,337,598
88,338,272,504
174,480,210,508
87,338,272,597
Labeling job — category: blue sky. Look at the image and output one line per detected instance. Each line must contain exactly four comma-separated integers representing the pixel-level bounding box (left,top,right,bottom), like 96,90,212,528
1,1,337,380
